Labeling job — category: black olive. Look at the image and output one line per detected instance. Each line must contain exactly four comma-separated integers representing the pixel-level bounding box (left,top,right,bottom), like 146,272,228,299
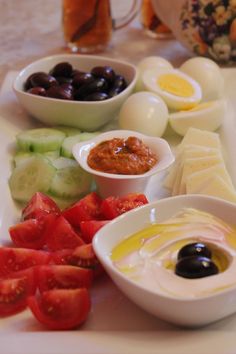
175,256,219,279
177,242,212,260
113,75,127,90
24,72,45,90
46,86,73,100
55,76,73,85
91,66,115,84
27,87,47,96
30,72,58,89
72,72,94,88
50,62,73,78
83,92,109,101
74,77,108,99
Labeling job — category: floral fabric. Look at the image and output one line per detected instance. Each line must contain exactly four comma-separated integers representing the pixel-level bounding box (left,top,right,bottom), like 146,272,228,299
180,0,236,62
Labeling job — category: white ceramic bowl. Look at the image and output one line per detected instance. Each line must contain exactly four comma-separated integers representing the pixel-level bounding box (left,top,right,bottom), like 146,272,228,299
72,130,174,198
13,54,138,131
93,194,236,327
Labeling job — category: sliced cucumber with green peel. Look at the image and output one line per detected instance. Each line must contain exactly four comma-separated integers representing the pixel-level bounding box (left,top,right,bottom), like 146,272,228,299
61,132,100,159
9,155,56,203
53,157,78,169
13,150,60,167
53,126,81,137
16,128,66,152
49,164,93,199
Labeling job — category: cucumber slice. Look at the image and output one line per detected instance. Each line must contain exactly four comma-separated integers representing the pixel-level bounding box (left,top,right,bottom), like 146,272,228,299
9,155,56,203
49,164,93,199
13,151,60,167
53,157,78,169
61,132,100,159
16,128,66,152
53,126,81,136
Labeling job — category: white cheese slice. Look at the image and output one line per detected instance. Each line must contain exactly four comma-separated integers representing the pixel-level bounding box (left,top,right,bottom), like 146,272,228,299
178,127,221,151
164,145,220,190
179,154,223,194
186,163,234,194
198,175,236,203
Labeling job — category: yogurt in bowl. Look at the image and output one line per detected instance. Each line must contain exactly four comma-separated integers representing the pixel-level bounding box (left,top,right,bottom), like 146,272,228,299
93,194,236,327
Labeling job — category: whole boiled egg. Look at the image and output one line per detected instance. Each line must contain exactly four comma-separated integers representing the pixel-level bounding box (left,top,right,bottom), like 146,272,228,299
135,56,173,91
169,99,226,136
142,68,202,110
180,57,224,101
118,91,169,137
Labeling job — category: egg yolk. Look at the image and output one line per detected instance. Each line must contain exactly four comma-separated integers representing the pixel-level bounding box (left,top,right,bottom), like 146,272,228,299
157,74,195,97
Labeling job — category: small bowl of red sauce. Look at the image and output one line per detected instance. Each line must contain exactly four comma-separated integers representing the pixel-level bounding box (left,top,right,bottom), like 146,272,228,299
72,130,175,198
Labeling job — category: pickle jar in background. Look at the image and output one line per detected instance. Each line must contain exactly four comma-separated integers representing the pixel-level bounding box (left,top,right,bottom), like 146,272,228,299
141,0,172,39
63,0,139,53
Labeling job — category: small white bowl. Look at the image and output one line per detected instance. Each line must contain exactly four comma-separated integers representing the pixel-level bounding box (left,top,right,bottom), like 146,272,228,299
13,54,138,131
93,194,236,327
72,130,174,198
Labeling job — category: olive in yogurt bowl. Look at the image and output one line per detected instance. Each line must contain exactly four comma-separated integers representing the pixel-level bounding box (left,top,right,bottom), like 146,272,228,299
93,195,236,327
72,130,174,198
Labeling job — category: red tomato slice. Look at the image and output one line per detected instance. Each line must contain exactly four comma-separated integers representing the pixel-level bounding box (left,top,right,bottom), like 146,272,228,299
51,244,103,277
9,218,47,250
80,220,109,243
36,265,93,292
0,268,36,317
62,192,103,227
22,192,60,220
45,215,84,251
0,247,51,277
28,288,91,330
101,193,149,219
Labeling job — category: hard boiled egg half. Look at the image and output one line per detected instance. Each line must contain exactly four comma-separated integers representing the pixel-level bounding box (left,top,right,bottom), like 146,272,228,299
135,56,173,92
142,68,202,111
169,99,227,136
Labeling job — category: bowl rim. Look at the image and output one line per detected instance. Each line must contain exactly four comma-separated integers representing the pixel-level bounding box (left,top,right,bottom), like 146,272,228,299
93,194,236,303
13,54,138,105
72,129,175,180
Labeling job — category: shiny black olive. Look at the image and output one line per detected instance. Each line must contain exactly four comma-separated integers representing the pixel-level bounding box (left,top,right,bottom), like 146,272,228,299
56,76,73,85
177,242,212,260
74,77,108,99
72,72,94,88
113,75,127,90
175,256,219,279
27,86,47,96
91,66,115,84
108,87,123,98
83,92,109,101
30,72,58,89
24,72,45,90
50,62,73,78
46,86,72,100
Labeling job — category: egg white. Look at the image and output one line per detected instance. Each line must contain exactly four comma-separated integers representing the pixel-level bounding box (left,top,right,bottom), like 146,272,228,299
118,91,169,137
169,99,227,136
135,56,173,92
180,57,224,101
142,68,202,111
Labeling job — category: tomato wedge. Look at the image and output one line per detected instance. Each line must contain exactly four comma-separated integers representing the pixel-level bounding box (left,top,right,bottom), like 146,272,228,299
0,247,51,277
51,244,103,277
9,218,47,250
62,192,103,227
0,268,36,317
28,288,91,330
22,192,60,220
101,193,149,219
36,265,93,292
80,220,109,243
45,215,84,251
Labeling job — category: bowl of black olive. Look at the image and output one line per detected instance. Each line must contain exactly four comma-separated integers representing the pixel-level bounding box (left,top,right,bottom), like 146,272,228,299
13,54,138,131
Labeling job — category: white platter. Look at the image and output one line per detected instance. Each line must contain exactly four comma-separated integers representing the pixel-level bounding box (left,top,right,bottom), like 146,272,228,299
1,70,236,354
